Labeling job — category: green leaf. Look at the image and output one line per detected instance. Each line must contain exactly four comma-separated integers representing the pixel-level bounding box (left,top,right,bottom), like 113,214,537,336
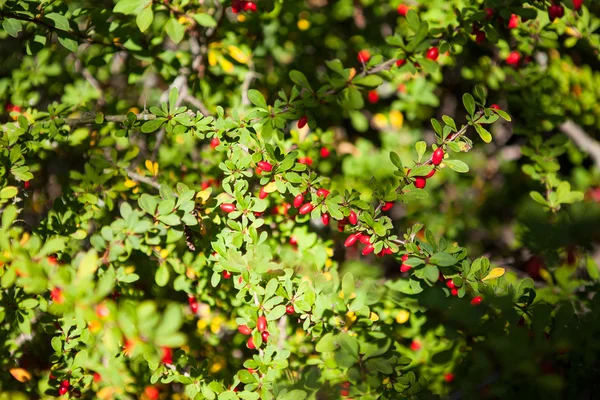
354,75,383,88
474,124,492,143
114,0,148,15
0,186,18,199
267,305,286,321
45,13,70,30
530,191,548,206
39,237,66,256
136,6,154,32
247,89,267,109
193,14,217,28
316,333,337,352
169,87,179,114
462,93,476,117
3,18,22,37
165,18,185,44
77,250,99,281
444,159,469,173
429,252,457,267
289,70,311,89
338,333,359,360
57,34,79,52
406,9,420,31
346,87,364,110
342,273,355,300
390,151,403,170
155,264,169,286
442,116,456,131
494,109,512,121
139,194,157,214
2,205,18,228
415,141,426,163
279,390,307,400
141,118,166,133
423,264,439,283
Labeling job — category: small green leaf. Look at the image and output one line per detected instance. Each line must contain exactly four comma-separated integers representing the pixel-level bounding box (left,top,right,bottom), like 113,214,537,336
462,93,475,117
354,75,383,88
3,18,22,37
429,252,457,267
136,6,154,32
415,141,427,162
0,186,18,199
247,89,267,108
289,70,311,89
193,14,217,28
530,191,548,206
444,159,469,173
390,151,403,170
165,17,185,44
474,124,492,143
141,118,166,133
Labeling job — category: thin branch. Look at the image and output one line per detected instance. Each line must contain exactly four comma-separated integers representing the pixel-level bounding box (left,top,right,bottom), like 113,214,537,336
65,113,156,125
560,120,600,169
183,94,210,116
241,62,256,106
125,170,162,191
0,11,121,49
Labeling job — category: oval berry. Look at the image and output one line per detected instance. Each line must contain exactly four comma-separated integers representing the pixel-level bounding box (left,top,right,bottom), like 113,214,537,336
414,177,426,189
357,49,370,63
321,213,330,225
367,90,379,104
426,47,439,61
400,264,412,273
446,280,455,289
397,4,409,16
259,186,268,199
286,305,295,314
432,148,444,166
320,147,330,158
348,210,358,225
257,161,273,172
471,296,483,305
261,331,270,342
382,202,394,211
297,115,308,129
222,270,232,279
247,337,256,349
316,188,330,198
210,137,220,149
359,235,371,245
59,386,69,396
396,59,406,67
362,244,374,256
293,193,305,208
220,203,236,213
238,325,252,335
299,203,314,215
256,316,267,332
344,233,358,247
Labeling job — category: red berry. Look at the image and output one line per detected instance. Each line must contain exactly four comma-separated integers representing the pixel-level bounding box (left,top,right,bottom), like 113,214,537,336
161,347,173,364
299,203,314,215
261,331,269,342
321,213,330,225
58,386,68,396
257,316,267,332
432,148,444,166
506,51,521,66
548,4,564,20
48,255,58,265
348,210,358,225
93,373,101,383
289,236,298,246
367,90,379,104
317,188,330,198
297,115,308,129
293,193,305,208
396,59,406,67
401,254,409,262
257,161,273,172
238,325,252,335
243,1,257,12
222,270,232,279
451,288,458,296
60,380,70,388
51,288,64,304
220,203,236,213
298,156,313,165
490,104,500,110
471,296,483,305
259,186,268,199
359,235,371,245
508,14,518,29
446,280,455,289
24,180,31,189
210,137,220,149
362,244,374,256
382,202,394,211
410,340,421,351
573,0,583,10
425,168,436,179
400,264,412,273
485,7,494,19
444,373,455,383
247,337,256,349
475,31,486,44
320,147,330,158
425,47,439,61
344,233,359,247
397,4,409,16
286,305,295,314
357,49,370,63
414,177,426,189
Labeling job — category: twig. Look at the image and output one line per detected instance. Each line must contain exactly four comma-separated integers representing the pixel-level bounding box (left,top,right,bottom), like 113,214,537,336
65,113,156,125
183,94,210,116
241,62,256,106
560,120,600,169
125,170,162,191
75,60,105,106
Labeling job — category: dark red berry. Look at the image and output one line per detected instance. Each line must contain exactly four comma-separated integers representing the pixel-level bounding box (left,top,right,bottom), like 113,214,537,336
297,116,308,129
293,193,305,208
396,59,406,67
362,244,374,255
414,177,426,189
348,211,358,225
261,331,269,342
475,31,485,44
238,325,252,335
344,233,359,247
321,213,330,225
286,305,295,314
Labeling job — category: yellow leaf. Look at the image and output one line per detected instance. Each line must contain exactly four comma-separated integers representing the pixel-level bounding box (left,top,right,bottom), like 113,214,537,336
372,113,388,129
124,179,137,188
482,267,505,281
10,368,31,383
396,309,410,324
218,56,234,74
263,181,278,194
369,312,379,321
196,188,212,204
208,50,218,67
297,19,310,31
228,45,249,64
389,110,404,129
144,160,159,177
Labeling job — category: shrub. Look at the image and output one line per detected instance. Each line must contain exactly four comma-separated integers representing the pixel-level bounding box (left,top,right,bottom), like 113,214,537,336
1,0,600,399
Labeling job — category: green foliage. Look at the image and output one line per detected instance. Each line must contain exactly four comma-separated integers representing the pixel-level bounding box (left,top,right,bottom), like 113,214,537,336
1,0,600,399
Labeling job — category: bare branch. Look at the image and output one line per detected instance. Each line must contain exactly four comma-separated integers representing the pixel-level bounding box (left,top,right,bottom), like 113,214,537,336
241,62,256,106
560,120,600,169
